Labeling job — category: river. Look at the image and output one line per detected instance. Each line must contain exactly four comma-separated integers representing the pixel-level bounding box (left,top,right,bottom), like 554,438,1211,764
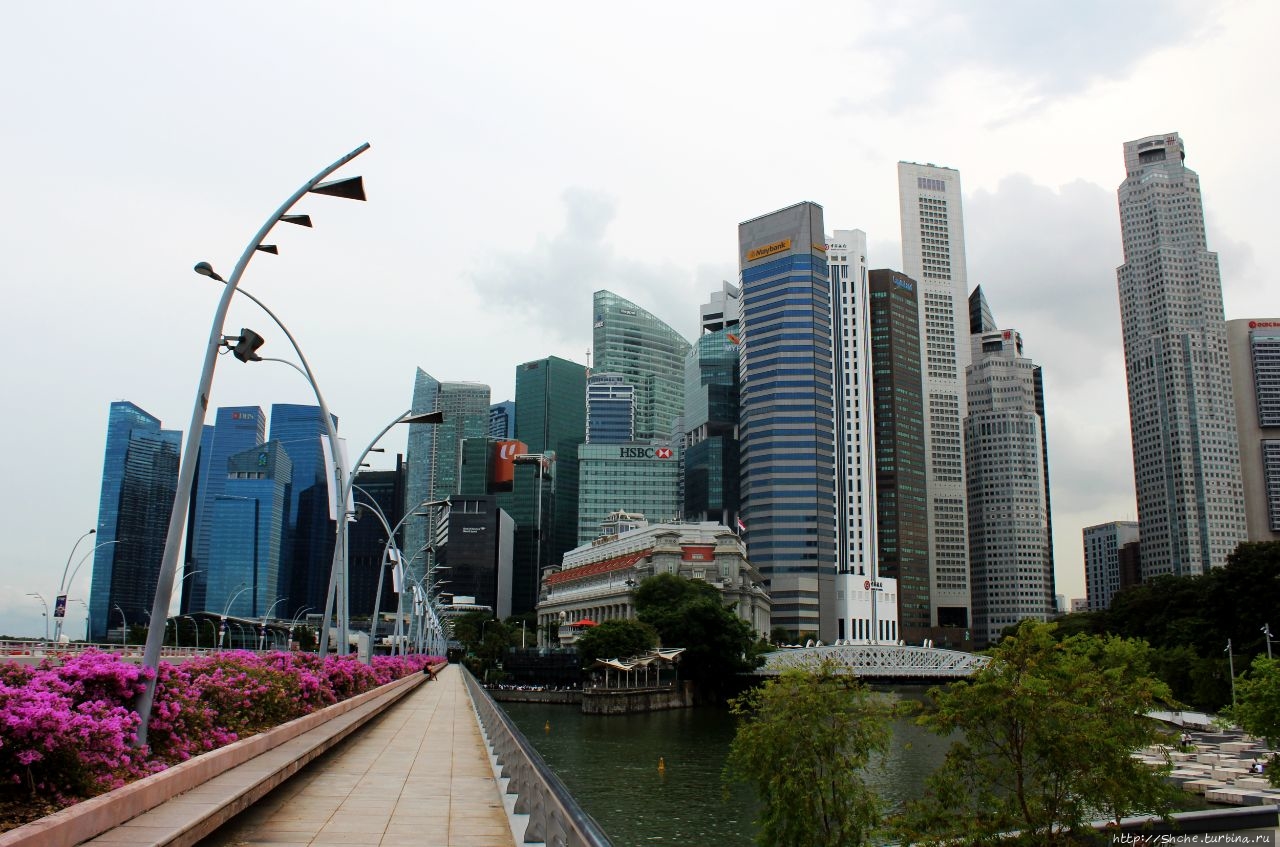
500,688,953,847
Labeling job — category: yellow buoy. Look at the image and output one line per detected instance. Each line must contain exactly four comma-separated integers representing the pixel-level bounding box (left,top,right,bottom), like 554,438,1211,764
544,721,551,734
658,756,666,772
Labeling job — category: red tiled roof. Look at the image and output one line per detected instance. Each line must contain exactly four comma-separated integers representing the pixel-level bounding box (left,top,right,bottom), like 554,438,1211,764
545,549,651,586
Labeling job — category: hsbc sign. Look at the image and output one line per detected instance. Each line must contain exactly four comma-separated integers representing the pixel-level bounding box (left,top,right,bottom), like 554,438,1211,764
619,446,675,460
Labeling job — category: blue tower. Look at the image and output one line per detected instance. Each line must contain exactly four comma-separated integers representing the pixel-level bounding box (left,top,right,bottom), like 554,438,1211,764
269,404,335,620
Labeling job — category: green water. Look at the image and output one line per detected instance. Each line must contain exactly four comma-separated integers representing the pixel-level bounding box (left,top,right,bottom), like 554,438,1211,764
501,689,953,847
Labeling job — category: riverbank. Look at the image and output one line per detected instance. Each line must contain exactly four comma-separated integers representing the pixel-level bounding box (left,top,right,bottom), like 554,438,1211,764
1137,725,1280,806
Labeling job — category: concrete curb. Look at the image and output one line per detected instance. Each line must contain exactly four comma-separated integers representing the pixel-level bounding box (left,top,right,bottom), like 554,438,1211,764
0,667,437,847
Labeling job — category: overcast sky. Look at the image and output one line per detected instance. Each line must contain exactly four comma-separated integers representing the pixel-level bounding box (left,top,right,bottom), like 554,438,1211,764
1,1,1274,639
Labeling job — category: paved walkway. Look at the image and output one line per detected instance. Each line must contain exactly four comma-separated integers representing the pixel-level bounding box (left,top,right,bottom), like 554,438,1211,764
204,665,514,847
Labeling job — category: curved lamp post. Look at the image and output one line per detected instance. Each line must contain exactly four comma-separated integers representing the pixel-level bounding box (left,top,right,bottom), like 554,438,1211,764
51,529,94,641
74,599,90,643
259,596,288,650
135,143,370,746
288,606,313,650
26,593,49,642
113,604,128,648
55,539,123,642
219,583,251,651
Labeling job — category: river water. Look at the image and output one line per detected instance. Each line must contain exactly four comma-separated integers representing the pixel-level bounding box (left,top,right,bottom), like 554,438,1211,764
501,688,954,847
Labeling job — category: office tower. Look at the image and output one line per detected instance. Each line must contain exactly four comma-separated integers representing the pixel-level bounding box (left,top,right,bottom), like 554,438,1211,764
592,290,691,442
348,456,406,624
1227,319,1280,542
489,401,516,440
90,402,181,641
403,373,490,586
965,299,1055,648
701,280,741,332
268,404,336,619
183,406,265,614
898,161,973,634
1083,521,1140,612
577,443,682,545
684,325,741,526
205,442,292,619
868,269,932,644
439,496,515,618
738,202,838,639
826,230,881,642
1116,133,1247,577
511,356,587,613
585,373,635,443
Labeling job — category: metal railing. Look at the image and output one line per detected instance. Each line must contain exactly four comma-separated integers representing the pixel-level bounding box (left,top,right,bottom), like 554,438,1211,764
462,667,613,847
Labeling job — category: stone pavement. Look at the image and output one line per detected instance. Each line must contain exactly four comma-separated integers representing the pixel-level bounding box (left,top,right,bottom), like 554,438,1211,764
203,664,515,847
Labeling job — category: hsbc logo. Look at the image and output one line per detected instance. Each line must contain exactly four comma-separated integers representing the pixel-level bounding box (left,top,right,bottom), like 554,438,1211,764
619,446,674,460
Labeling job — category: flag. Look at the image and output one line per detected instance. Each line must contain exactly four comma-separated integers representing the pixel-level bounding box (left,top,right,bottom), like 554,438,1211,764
736,516,747,534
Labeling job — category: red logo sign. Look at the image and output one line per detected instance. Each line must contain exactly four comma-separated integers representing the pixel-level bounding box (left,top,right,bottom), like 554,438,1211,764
864,580,871,590
655,447,672,459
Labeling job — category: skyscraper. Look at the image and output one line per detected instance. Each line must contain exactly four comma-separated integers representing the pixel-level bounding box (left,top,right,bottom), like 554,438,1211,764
868,269,932,644
348,457,406,624
1116,133,1247,577
826,230,879,641
738,202,838,639
684,324,741,527
90,402,181,641
965,295,1055,648
898,162,973,634
183,406,265,614
489,401,516,440
592,290,691,442
268,404,336,619
1227,319,1280,543
585,373,635,443
576,443,682,544
205,442,292,619
1083,521,1140,612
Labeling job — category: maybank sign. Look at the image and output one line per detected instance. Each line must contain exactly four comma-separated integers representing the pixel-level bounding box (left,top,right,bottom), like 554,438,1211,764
746,239,791,262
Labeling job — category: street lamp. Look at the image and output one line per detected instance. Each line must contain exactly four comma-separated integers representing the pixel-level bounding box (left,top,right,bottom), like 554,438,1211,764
220,583,250,650
288,606,313,650
26,593,49,642
180,615,199,649
135,143,370,747
51,529,94,641
113,604,127,648
259,596,288,650
56,539,124,642
75,599,89,643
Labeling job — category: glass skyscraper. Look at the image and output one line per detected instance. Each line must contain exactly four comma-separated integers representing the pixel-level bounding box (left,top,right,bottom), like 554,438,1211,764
90,401,181,641
268,404,335,619
183,406,265,614
348,458,406,625
576,443,681,544
206,441,291,619
592,290,690,442
683,325,740,526
585,373,635,444
489,400,516,440
738,202,838,639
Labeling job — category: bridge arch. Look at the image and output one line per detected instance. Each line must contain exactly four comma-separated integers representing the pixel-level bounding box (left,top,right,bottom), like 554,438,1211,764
756,643,989,681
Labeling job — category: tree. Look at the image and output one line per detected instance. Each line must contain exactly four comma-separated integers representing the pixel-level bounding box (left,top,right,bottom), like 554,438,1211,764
574,619,657,667
894,621,1180,845
724,663,892,847
634,572,763,700
1228,655,1280,784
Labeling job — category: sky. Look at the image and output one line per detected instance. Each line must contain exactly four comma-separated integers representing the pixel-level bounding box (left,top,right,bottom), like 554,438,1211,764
1,1,1275,639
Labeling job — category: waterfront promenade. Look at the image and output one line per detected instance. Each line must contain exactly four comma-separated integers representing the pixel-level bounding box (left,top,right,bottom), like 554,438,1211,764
203,664,514,847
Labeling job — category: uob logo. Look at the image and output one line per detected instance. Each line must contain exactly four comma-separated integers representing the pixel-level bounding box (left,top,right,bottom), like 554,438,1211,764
498,442,521,460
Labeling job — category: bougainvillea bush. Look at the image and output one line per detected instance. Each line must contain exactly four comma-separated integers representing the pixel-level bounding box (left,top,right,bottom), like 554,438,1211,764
0,650,442,831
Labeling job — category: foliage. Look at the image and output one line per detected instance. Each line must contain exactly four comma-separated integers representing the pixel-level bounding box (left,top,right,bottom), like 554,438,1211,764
894,621,1180,846
1228,654,1280,787
634,572,764,700
725,663,893,847
769,626,793,646
574,619,657,667
450,610,492,654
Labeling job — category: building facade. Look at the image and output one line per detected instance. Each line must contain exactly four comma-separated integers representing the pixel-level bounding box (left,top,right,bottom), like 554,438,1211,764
585,373,635,444
537,517,771,643
684,324,741,527
898,162,973,632
348,457,406,623
1116,133,1247,577
868,269,933,644
1083,521,1140,612
576,442,682,545
437,495,515,619
1227,319,1280,542
268,404,336,620
489,401,516,440
90,401,181,641
738,201,838,639
592,290,691,442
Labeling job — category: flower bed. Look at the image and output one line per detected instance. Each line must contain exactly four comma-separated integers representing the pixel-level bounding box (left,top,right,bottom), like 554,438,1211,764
0,650,442,833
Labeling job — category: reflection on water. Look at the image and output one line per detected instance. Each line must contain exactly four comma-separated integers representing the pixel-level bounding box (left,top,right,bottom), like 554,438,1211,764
500,687,951,847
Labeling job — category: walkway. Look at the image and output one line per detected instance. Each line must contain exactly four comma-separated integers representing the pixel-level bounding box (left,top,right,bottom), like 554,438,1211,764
203,665,514,847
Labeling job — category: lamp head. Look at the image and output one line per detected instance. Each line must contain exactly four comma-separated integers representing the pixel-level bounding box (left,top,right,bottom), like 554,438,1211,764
193,261,225,283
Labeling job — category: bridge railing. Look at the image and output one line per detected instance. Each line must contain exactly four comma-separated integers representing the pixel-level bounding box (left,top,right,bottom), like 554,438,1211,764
463,667,613,847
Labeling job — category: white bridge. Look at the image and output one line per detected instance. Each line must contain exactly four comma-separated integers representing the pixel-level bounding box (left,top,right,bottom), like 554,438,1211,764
755,643,990,680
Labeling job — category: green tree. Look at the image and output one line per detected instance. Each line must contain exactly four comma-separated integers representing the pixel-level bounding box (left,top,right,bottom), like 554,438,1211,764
725,663,892,847
634,572,763,700
895,621,1179,845
574,619,657,667
1228,655,1280,784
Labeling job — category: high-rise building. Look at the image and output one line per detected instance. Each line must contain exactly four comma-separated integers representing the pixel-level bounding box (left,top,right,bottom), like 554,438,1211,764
738,202,838,639
1227,319,1280,542
898,161,973,633
511,356,587,613
183,406,265,614
268,404,336,620
585,373,635,444
826,230,880,641
701,281,742,333
438,496,516,618
403,373,490,586
1083,521,1140,612
489,401,516,440
576,443,682,545
868,269,932,644
684,324,741,527
965,297,1055,648
348,456,406,624
592,290,691,442
1116,133,1247,577
90,402,181,641
206,441,292,619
